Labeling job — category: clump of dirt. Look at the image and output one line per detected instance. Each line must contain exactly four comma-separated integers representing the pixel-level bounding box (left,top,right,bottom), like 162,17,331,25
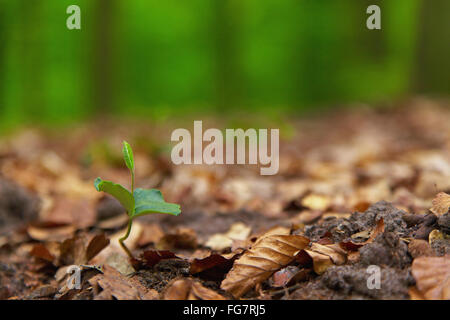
359,232,411,268
431,239,450,256
289,265,414,300
0,261,32,299
0,178,40,235
319,265,414,299
437,213,450,234
304,201,408,242
135,259,190,292
411,213,438,239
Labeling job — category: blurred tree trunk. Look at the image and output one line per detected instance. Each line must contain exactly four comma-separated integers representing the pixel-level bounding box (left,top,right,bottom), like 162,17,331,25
414,0,450,94
213,0,243,110
91,0,118,114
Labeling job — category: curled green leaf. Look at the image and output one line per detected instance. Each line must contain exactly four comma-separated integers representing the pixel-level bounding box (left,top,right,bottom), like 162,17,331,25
122,141,134,172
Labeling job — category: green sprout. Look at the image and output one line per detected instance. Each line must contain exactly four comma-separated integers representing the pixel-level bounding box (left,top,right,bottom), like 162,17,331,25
94,141,181,258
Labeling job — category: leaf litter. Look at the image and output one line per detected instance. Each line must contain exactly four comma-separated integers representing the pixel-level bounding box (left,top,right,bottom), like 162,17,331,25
0,100,449,300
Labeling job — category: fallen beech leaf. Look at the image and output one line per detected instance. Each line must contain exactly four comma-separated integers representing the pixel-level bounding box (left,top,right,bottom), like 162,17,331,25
292,210,323,224
353,201,371,212
137,223,164,247
301,194,331,211
411,255,450,300
205,222,251,251
89,265,157,300
42,195,97,228
134,250,180,269
27,224,76,242
157,227,198,250
190,252,242,281
220,229,309,298
27,285,57,299
59,233,109,265
345,218,385,248
303,243,347,274
430,192,450,216
30,244,55,262
105,252,135,275
270,266,309,287
164,278,226,300
205,234,233,251
408,286,425,300
85,234,110,262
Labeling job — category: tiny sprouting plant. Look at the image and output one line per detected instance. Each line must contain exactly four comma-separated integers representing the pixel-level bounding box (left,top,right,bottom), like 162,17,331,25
94,141,181,258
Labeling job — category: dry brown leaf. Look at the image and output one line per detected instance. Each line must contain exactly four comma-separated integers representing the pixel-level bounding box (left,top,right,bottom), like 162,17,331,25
137,223,165,247
189,251,242,281
30,244,55,263
220,229,309,298
41,195,97,228
303,243,347,275
157,227,198,250
408,286,425,300
89,265,158,300
301,194,331,211
59,233,109,266
270,266,310,287
27,224,76,242
291,210,323,225
205,222,251,251
411,255,450,300
164,278,226,300
430,192,450,216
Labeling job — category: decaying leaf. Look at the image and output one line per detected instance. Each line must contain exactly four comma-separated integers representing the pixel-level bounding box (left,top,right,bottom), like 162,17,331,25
137,223,165,247
270,266,310,287
164,278,226,300
157,227,198,250
27,223,76,242
220,228,309,298
301,194,331,211
134,250,180,269
59,233,109,266
190,251,242,281
30,243,55,263
341,218,385,249
411,255,450,300
89,265,158,300
302,243,347,275
205,222,251,251
430,192,450,216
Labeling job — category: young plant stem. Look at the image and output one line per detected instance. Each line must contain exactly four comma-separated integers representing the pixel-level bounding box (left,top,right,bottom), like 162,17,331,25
119,218,134,259
131,170,135,193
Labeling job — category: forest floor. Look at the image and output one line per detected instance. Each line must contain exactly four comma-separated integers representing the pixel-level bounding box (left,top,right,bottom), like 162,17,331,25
0,98,449,300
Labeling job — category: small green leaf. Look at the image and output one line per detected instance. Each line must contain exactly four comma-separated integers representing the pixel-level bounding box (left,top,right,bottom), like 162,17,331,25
94,177,135,214
122,141,134,172
132,188,181,217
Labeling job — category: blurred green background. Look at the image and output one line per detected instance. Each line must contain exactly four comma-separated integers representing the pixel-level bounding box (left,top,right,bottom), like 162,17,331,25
0,0,449,129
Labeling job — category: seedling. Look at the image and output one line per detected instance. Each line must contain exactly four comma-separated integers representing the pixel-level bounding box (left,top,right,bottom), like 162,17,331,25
94,141,181,258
